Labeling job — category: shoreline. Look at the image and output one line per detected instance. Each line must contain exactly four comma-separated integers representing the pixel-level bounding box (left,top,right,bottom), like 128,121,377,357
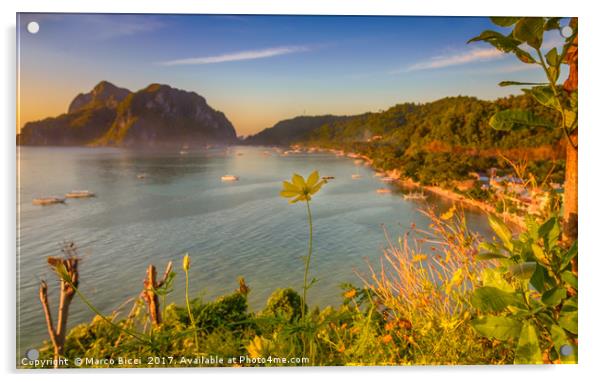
309,146,527,229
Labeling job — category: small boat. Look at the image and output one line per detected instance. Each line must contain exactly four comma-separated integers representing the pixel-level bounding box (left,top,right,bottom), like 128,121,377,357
373,172,384,177
351,174,362,180
381,177,396,183
403,192,427,200
65,190,95,198
376,188,392,194
354,159,364,165
221,175,239,182
33,197,65,206
137,173,147,179
179,150,188,155
322,176,335,180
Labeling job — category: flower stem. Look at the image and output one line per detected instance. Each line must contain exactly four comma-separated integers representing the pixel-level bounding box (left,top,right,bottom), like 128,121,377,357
302,200,313,318
184,269,199,353
66,278,151,345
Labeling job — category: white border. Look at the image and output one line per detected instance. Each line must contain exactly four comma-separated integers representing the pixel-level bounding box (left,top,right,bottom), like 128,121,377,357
2,1,602,381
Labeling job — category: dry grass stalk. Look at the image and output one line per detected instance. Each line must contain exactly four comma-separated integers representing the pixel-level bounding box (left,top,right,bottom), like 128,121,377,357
38,242,79,368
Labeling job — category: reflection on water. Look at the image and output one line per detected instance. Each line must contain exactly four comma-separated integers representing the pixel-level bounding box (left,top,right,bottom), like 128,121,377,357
17,145,493,354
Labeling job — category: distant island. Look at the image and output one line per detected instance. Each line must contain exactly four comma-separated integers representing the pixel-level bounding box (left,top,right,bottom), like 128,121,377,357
17,81,565,193
17,81,237,147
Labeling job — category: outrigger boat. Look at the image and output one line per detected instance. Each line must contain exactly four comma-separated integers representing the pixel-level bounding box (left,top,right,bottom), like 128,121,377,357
32,197,65,206
402,192,427,200
65,190,96,198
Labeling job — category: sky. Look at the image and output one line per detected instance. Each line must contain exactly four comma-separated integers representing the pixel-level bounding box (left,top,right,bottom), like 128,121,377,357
17,14,569,136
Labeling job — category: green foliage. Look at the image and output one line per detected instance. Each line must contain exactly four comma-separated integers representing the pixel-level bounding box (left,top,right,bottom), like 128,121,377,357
489,109,555,131
471,215,578,364
262,288,304,322
469,17,578,139
176,293,251,333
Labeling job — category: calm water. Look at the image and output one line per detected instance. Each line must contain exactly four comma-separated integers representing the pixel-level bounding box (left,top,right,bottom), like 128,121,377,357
17,146,492,353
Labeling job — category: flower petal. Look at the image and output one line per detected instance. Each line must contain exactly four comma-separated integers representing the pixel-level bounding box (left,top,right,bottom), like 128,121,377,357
306,170,320,188
280,190,298,198
282,181,300,193
292,173,306,189
310,180,325,195
289,195,305,204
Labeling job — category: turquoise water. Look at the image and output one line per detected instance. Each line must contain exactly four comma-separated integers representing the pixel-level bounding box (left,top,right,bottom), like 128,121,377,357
17,145,492,353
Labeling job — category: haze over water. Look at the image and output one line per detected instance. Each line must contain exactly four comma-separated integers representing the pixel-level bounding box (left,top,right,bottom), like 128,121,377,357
17,146,493,353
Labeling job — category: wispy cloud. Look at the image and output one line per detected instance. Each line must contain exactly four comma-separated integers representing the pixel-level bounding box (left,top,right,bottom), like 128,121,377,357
81,15,165,40
158,45,311,66
392,47,504,74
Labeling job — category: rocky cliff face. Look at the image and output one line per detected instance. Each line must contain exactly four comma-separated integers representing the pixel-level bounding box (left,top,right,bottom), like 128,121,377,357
18,81,237,147
68,81,131,113
97,84,237,147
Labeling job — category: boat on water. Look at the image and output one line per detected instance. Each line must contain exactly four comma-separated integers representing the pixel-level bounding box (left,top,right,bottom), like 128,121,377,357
376,188,392,194
179,150,188,155
32,197,65,206
353,159,364,165
374,172,385,177
351,174,362,180
221,175,239,182
137,173,147,179
381,177,396,183
403,192,427,200
322,176,335,180
65,190,96,198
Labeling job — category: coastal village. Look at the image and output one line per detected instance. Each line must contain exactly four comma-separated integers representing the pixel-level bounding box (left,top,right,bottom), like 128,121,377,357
283,144,562,226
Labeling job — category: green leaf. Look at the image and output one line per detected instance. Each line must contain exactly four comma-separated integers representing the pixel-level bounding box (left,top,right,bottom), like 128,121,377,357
558,309,578,335
530,243,547,264
489,109,555,131
561,271,578,290
560,241,577,270
513,17,545,49
527,86,561,111
508,262,537,280
544,17,562,31
499,81,547,87
488,215,514,250
482,268,514,293
529,264,546,292
538,216,560,251
514,322,543,364
542,287,567,306
471,316,522,340
550,325,577,363
472,287,521,312
476,252,507,261
545,48,560,67
565,110,577,130
467,30,521,53
490,17,520,27
514,49,537,64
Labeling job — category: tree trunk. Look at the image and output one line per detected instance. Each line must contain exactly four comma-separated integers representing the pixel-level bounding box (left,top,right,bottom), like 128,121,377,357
563,132,578,244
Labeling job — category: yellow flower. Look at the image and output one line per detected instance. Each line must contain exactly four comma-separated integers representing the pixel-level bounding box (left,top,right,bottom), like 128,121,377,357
344,289,357,299
280,170,325,204
182,253,190,272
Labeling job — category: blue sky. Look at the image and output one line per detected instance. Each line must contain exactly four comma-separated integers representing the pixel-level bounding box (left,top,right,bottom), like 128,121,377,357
17,14,568,135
